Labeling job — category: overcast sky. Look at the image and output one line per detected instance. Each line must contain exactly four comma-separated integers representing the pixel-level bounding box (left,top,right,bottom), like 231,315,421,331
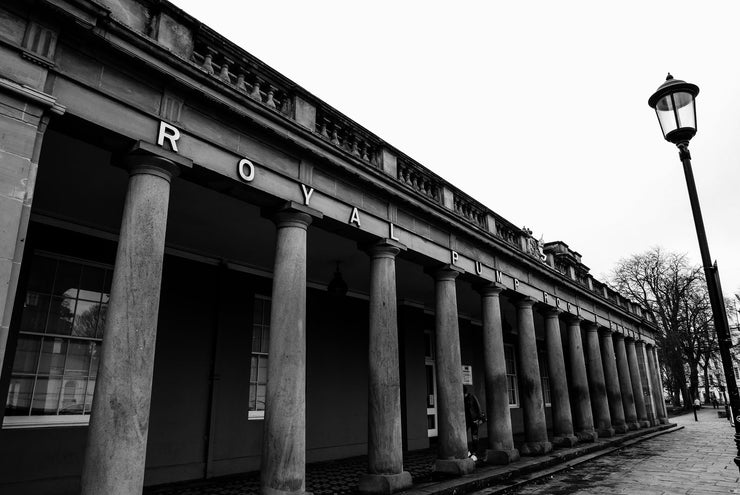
170,0,740,301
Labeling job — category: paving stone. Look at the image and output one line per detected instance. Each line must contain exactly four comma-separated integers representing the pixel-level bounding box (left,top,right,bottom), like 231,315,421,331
506,407,738,495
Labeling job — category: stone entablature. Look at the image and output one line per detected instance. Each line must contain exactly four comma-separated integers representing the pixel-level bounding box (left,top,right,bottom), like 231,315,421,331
0,0,654,340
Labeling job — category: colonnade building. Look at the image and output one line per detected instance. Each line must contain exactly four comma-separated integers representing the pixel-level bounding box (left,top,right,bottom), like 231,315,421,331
0,1,668,494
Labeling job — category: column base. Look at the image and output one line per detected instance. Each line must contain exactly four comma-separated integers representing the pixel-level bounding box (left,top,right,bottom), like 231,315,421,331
484,448,520,465
433,458,475,476
552,435,578,448
613,423,629,434
658,417,668,425
358,472,412,494
626,421,640,431
520,441,553,456
263,487,312,495
638,420,651,428
597,427,615,438
575,429,598,442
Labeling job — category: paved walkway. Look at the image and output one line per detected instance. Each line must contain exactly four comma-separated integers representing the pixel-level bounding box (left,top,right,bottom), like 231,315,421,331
146,421,682,495
495,406,739,495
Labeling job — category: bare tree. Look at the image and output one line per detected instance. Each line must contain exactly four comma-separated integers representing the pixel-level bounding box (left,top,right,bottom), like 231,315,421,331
610,247,714,409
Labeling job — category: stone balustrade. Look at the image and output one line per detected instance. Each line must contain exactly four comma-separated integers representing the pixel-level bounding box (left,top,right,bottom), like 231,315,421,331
190,43,293,117
315,109,382,168
168,15,648,318
397,158,442,203
453,193,486,228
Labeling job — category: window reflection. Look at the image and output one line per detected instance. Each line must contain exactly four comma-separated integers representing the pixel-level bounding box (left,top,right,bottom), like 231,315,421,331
5,253,111,417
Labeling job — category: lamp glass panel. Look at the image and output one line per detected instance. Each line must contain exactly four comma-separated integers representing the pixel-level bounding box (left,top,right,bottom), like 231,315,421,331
674,92,697,130
655,94,678,137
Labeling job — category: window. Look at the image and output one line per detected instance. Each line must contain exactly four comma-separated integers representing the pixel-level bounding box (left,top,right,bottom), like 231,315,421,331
4,252,111,427
248,295,271,419
735,367,739,380
539,350,551,406
504,344,519,407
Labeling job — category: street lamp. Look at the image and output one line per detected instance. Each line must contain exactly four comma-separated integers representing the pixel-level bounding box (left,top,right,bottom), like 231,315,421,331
649,73,740,471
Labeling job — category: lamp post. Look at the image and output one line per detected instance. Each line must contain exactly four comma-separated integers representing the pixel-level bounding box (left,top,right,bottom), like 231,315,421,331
649,73,740,471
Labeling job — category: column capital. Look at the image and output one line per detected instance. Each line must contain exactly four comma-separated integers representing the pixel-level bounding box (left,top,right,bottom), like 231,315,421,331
475,282,504,297
539,306,562,318
613,332,626,341
122,140,193,182
265,201,323,229
362,238,406,259
426,263,463,281
599,328,614,337
564,314,583,325
515,296,537,309
582,321,599,332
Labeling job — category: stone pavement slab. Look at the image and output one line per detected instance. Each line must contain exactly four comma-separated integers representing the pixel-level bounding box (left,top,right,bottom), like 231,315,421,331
492,406,739,495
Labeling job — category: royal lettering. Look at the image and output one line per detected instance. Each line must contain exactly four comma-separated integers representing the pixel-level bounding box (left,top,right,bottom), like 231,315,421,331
301,184,314,206
389,222,399,241
495,270,502,283
513,279,519,291
474,260,482,275
349,207,361,227
237,158,255,182
157,121,180,152
451,250,459,265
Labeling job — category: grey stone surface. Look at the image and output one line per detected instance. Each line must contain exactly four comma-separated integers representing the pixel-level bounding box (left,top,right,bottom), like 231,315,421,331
81,158,176,495
646,344,668,424
584,323,614,437
613,334,640,429
626,338,650,428
565,317,597,442
516,298,550,455
433,457,475,475
543,309,576,446
508,407,739,495
479,285,518,464
599,330,628,433
432,266,469,470
363,240,410,493
358,471,413,495
261,209,313,495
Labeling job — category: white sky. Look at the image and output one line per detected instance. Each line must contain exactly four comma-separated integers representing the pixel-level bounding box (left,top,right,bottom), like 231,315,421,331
170,0,740,298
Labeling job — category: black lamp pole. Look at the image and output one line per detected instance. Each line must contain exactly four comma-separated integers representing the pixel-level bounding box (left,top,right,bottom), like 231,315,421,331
649,74,740,471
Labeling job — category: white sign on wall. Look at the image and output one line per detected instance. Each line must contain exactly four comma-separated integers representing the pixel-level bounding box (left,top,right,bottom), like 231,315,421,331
462,365,473,385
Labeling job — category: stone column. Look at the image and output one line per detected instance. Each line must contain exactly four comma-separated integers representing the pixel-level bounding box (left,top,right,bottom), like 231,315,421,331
516,298,552,455
542,309,577,447
565,317,597,442
431,266,474,475
359,240,412,494
613,334,639,430
583,322,614,437
625,338,650,428
652,348,669,420
261,204,320,495
599,329,627,434
81,153,179,495
646,344,667,425
478,285,519,465
635,341,657,425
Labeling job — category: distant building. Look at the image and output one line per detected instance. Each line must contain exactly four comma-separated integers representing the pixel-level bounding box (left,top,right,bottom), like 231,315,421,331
0,1,665,494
